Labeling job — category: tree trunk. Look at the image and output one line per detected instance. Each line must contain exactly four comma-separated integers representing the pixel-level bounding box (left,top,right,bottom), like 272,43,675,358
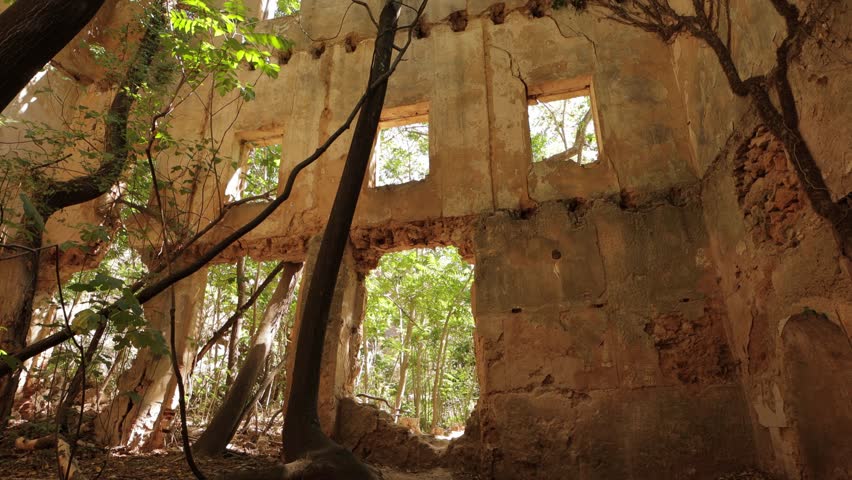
97,347,125,403
15,305,55,413
393,314,414,421
345,280,367,395
94,267,208,449
413,343,421,427
430,315,452,431
193,262,301,457
226,258,247,384
248,262,262,340
361,336,370,394
194,262,285,370
0,232,42,431
0,0,107,110
281,1,399,466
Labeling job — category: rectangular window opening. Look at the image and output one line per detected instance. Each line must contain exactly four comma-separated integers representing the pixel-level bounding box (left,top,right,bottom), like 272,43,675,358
264,0,300,19
371,106,430,188
528,90,600,165
242,140,281,198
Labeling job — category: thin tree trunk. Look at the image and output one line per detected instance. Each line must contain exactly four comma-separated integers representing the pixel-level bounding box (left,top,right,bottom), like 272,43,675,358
193,263,301,457
430,317,451,431
58,320,108,430
413,343,421,427
194,262,285,369
97,347,125,402
361,336,370,393
248,261,262,340
281,1,399,467
227,258,247,384
393,313,414,421
430,273,470,430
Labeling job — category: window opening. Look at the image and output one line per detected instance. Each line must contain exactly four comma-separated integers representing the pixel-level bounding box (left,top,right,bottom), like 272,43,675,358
239,142,281,199
528,92,599,164
356,246,476,438
372,118,429,187
264,0,300,19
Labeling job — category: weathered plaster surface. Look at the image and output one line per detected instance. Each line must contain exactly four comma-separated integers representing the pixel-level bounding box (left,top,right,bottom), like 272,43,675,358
6,0,851,477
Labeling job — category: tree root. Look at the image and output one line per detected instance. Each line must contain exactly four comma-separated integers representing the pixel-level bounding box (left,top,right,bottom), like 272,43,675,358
219,445,382,480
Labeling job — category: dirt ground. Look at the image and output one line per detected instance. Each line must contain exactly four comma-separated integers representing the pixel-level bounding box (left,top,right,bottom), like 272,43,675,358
0,421,774,480
0,420,461,480
0,447,461,480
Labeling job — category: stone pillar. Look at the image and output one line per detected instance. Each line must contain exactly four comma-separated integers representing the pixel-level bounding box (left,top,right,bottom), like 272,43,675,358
94,266,208,449
284,236,360,436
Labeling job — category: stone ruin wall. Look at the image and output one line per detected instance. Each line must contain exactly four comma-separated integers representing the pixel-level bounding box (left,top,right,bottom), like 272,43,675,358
2,0,851,478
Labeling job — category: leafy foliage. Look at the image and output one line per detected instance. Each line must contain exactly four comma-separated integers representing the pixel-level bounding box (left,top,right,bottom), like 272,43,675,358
169,0,288,99
243,144,282,197
0,0,293,428
276,0,301,16
373,122,429,187
529,95,598,164
356,247,477,431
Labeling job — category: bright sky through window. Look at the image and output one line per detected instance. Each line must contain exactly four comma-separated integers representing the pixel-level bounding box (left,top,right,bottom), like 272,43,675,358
373,122,429,187
528,94,599,164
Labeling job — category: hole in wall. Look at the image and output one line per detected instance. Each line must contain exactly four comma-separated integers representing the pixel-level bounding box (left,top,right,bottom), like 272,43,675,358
355,246,477,438
263,0,301,19
528,90,600,165
449,11,468,32
370,105,430,188
226,138,282,201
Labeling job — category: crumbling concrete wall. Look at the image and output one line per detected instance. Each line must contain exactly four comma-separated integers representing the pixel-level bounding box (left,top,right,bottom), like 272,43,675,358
7,0,851,477
472,200,754,478
671,1,852,478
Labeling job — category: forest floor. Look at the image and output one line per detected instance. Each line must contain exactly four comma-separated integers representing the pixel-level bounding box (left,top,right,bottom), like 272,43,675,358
0,447,460,479
0,421,776,480
0,420,461,480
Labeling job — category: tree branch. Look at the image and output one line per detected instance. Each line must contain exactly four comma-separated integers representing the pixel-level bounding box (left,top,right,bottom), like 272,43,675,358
192,261,287,368
38,6,165,216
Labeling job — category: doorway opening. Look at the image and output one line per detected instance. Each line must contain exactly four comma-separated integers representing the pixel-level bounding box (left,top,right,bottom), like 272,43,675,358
355,246,477,438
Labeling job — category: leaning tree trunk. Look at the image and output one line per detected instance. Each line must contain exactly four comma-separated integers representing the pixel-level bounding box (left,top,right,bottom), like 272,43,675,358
0,0,107,110
193,262,301,457
280,0,400,472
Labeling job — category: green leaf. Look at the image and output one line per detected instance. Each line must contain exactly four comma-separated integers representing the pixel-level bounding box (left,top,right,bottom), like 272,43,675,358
0,352,22,371
19,193,44,233
71,309,102,333
59,241,79,252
